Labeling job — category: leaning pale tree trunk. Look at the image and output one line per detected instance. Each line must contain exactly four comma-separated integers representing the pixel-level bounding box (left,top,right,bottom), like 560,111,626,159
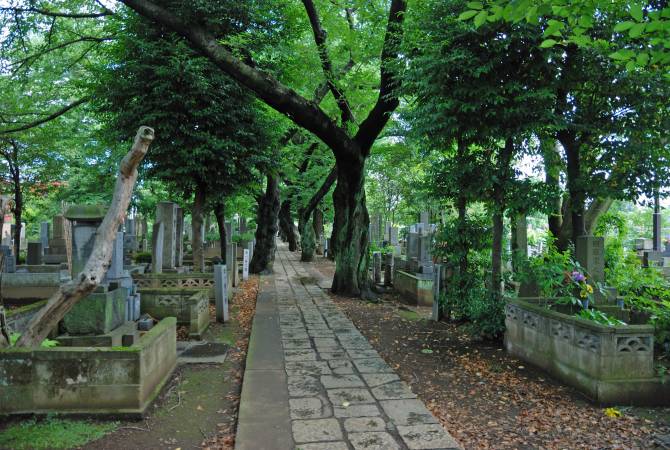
12,127,154,348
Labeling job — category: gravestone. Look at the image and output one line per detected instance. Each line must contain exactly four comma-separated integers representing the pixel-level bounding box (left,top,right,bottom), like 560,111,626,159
152,222,164,274
214,264,229,322
513,214,528,260
370,214,381,244
227,242,237,288
575,235,605,285
155,201,177,270
418,235,432,263
45,214,67,263
242,248,250,281
62,204,126,335
26,242,42,265
240,217,247,234
65,204,107,278
40,222,50,252
123,218,137,265
19,223,26,251
653,210,662,251
384,253,394,286
175,207,184,267
372,252,382,284
407,232,419,261
390,227,399,246
324,238,329,257
0,245,15,273
107,232,124,280
1,223,11,247
419,211,430,228
432,264,443,321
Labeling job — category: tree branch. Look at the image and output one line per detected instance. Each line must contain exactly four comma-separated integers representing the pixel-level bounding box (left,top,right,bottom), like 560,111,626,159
15,127,154,347
302,0,355,125
0,6,113,18
354,0,407,154
0,97,90,135
300,165,338,225
10,37,114,73
119,0,358,160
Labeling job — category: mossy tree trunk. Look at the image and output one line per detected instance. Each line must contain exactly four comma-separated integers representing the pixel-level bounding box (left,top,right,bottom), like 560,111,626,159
251,173,279,274
331,155,370,297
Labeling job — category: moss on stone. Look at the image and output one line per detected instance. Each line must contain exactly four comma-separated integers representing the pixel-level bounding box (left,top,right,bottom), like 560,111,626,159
63,204,108,220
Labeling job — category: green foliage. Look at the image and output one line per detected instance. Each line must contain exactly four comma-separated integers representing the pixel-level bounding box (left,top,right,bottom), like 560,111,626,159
0,417,117,450
518,236,607,308
133,252,152,264
575,308,626,326
9,333,58,348
232,231,256,244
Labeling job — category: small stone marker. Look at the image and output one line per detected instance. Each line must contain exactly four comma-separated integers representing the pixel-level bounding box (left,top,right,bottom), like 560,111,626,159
243,248,250,281
214,264,229,322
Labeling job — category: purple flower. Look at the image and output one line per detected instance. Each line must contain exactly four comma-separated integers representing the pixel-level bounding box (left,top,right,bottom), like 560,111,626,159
571,271,585,283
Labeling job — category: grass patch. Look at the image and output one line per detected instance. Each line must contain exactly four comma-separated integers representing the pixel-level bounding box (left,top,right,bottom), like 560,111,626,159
0,417,118,449
398,309,421,321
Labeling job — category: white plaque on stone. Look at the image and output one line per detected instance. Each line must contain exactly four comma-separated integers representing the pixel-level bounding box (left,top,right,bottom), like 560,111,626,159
242,248,250,281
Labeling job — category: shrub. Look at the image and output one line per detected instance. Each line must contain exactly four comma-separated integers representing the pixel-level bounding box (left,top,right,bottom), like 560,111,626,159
134,251,152,263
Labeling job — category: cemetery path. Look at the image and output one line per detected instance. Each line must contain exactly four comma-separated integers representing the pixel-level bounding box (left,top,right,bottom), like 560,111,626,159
235,244,461,450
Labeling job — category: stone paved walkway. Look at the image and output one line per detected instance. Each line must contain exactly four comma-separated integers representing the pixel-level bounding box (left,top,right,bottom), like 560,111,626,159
236,245,460,450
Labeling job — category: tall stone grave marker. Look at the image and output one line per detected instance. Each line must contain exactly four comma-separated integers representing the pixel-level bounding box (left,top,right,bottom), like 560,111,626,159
432,264,443,321
40,222,50,253
175,206,184,267
152,222,164,274
384,253,394,286
575,235,605,286
214,264,229,322
155,201,177,270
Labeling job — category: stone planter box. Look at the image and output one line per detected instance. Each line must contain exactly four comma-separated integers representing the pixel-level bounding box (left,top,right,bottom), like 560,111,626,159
0,317,177,417
139,288,210,339
505,298,670,405
393,270,433,307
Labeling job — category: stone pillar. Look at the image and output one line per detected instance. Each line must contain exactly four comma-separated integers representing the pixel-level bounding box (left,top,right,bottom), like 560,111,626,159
407,232,419,261
242,248,250,281
653,196,663,252
224,221,233,244
384,253,394,286
40,222,50,253
26,242,43,265
1,223,11,247
214,264,229,322
232,243,239,287
226,242,236,288
240,217,247,234
175,206,184,266
155,201,177,270
19,223,26,251
152,222,164,274
372,251,382,284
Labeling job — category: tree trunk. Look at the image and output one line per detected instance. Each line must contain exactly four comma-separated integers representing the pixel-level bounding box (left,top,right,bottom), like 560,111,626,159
279,200,299,251
561,133,586,244
543,138,563,240
192,183,206,272
313,208,324,255
299,165,337,262
214,200,226,262
331,155,369,297
15,127,154,347
491,138,514,298
11,172,21,260
251,174,279,274
585,198,614,234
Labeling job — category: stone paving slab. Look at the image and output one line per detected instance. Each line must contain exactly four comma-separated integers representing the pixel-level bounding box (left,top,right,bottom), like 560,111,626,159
238,245,461,449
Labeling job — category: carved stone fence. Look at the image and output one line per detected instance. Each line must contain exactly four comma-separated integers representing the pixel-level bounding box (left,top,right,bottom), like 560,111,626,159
132,272,214,290
505,297,668,405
